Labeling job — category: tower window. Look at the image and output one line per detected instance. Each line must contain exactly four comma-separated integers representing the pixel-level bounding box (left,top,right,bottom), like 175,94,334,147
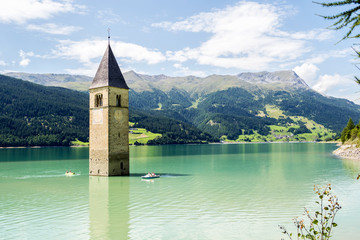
116,95,121,107
95,94,103,107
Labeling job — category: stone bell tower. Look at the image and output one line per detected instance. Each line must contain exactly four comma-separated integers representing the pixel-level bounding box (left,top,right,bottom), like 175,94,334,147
89,43,129,176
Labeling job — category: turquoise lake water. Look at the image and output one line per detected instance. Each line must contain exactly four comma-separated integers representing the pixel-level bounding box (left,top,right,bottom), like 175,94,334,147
0,143,360,240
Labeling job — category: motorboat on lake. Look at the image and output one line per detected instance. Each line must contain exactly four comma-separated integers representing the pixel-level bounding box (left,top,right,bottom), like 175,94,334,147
142,173,160,179
65,171,75,176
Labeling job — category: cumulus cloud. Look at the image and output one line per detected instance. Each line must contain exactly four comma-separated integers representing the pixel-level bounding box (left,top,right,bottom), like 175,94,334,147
53,39,165,64
52,39,166,76
26,23,81,35
293,63,319,85
311,73,360,103
19,50,34,66
0,60,6,66
313,74,350,94
0,0,84,24
153,1,332,71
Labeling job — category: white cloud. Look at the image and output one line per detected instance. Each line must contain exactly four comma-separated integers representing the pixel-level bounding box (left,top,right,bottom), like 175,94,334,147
19,50,34,66
0,60,6,66
53,39,166,76
305,48,352,65
293,63,319,85
153,2,329,71
53,39,166,64
313,74,350,94
19,58,30,67
26,23,81,35
0,0,84,24
311,73,360,103
275,29,333,41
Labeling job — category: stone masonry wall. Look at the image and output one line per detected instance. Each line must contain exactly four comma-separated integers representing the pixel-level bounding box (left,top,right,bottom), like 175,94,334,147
89,87,129,176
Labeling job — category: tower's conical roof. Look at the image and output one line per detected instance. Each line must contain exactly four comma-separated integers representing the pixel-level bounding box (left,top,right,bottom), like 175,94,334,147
89,45,129,89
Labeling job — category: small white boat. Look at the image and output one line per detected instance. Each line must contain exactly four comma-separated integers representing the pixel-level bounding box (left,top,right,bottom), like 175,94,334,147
141,174,160,179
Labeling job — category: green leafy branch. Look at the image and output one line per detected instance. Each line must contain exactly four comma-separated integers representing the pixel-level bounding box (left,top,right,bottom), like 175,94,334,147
279,184,341,240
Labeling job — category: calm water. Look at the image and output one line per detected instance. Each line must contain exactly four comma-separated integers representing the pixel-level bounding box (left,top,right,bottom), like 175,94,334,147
1,143,360,240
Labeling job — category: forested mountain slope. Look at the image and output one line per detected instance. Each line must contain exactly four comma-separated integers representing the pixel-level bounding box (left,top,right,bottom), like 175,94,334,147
6,70,360,143
0,74,215,146
125,70,360,141
0,74,88,146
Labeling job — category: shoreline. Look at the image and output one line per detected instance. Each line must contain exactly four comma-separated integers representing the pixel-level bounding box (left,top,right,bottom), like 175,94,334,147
0,145,88,149
215,140,338,145
0,141,339,149
333,144,360,160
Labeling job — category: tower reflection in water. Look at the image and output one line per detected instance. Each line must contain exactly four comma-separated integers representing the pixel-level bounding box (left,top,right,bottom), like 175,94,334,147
89,176,130,239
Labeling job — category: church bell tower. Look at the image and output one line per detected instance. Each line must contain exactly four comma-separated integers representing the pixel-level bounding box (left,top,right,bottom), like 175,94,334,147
89,43,129,176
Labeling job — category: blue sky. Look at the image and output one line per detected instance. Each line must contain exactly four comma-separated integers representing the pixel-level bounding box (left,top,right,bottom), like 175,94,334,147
0,0,359,102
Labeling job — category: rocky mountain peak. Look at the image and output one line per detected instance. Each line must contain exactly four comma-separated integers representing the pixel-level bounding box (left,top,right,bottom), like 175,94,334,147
237,70,309,89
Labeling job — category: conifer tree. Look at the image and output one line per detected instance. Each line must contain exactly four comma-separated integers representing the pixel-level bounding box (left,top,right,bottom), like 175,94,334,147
356,120,360,129
315,1,360,41
346,117,355,129
341,117,355,143
316,1,360,82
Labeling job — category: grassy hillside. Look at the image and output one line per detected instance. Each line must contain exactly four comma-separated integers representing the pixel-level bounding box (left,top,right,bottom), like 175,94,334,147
230,105,336,143
129,128,162,145
128,122,162,145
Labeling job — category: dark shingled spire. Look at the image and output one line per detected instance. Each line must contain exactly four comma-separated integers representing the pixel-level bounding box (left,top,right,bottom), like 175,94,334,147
89,44,129,89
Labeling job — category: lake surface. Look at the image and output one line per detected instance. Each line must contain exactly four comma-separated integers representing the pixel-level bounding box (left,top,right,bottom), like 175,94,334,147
1,143,360,240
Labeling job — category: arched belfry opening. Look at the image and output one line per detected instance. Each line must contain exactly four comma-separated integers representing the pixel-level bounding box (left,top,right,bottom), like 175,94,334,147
89,42,130,177
116,94,121,107
95,94,103,107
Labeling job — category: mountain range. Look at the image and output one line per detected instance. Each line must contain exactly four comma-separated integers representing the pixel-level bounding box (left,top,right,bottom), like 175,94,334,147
5,69,310,94
3,70,360,145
